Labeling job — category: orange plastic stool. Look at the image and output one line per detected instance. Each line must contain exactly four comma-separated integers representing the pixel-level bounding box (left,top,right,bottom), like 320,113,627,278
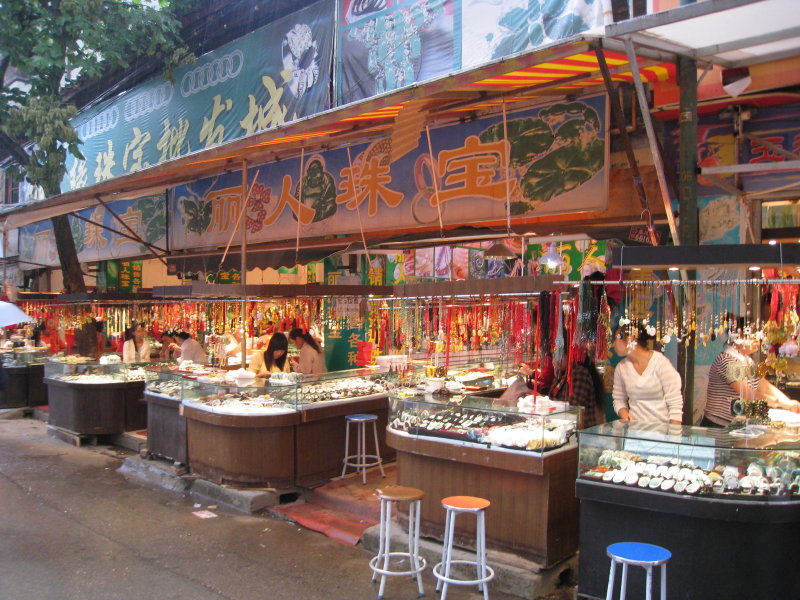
433,496,494,600
369,486,426,599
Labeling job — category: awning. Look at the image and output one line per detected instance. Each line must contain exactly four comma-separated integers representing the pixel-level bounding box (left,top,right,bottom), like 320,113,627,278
0,35,677,234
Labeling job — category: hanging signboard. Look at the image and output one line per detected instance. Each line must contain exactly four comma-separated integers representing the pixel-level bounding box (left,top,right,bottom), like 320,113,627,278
61,0,334,194
18,195,167,268
171,93,608,249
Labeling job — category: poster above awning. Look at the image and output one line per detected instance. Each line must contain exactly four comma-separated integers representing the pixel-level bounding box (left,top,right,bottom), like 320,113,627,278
170,93,609,250
18,195,167,268
60,0,334,194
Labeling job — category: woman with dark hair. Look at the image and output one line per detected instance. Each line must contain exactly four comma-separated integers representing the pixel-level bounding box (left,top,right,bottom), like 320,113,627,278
549,354,605,428
612,323,683,424
252,333,290,376
122,322,151,363
288,327,327,375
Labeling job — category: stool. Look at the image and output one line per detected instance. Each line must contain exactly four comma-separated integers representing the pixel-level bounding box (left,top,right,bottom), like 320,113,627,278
342,413,386,485
606,542,671,600
433,496,494,600
369,486,426,599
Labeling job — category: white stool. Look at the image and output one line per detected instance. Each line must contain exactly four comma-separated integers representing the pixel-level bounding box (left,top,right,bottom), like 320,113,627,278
341,413,385,485
369,485,426,599
606,542,671,600
433,495,494,600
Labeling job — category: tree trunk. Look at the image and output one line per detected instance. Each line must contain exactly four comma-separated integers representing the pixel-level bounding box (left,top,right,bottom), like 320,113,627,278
51,214,86,293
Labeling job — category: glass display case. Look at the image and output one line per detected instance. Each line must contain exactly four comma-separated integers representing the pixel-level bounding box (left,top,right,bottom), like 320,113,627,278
578,421,800,499
181,375,298,416
294,368,389,407
44,359,159,384
389,388,580,454
1,348,50,367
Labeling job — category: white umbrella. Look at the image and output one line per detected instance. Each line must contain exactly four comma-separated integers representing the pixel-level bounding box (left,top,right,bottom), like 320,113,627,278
0,301,32,328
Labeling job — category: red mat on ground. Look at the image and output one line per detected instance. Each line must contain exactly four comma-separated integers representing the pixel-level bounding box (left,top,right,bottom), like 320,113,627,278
273,502,378,546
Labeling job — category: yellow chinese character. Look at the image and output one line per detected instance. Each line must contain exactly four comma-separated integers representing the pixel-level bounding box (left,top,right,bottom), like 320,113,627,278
157,117,190,162
200,95,234,148
347,333,361,348
368,267,383,286
114,207,144,248
123,127,152,172
94,140,116,182
327,272,340,285
347,351,357,365
327,328,342,339
83,207,108,251
239,73,293,135
337,155,403,217
68,159,88,190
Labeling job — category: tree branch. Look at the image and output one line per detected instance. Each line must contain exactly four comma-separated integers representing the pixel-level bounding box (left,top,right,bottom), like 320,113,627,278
0,130,30,167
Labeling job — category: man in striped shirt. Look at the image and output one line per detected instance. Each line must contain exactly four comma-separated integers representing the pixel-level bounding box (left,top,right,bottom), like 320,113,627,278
703,337,800,427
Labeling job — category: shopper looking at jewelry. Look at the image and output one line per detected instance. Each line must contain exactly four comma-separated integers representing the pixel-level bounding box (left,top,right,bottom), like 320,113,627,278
122,322,151,363
612,323,683,424
172,331,208,365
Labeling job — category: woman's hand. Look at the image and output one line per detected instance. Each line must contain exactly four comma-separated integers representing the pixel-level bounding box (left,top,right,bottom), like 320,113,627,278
618,408,632,422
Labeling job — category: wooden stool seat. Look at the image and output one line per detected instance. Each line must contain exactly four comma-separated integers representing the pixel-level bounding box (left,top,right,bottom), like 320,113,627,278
442,495,491,511
376,485,425,503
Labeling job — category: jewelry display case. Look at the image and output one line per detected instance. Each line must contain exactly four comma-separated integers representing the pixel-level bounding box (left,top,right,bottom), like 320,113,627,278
44,360,158,435
386,389,581,566
143,367,193,463
576,422,800,600
0,349,42,409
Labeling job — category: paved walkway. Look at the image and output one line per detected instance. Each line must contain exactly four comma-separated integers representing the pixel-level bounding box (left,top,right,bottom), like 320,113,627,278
0,418,529,600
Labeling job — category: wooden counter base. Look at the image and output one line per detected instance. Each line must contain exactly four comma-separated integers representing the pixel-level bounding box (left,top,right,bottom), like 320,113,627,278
144,393,187,464
45,378,145,435
388,428,578,567
183,404,299,488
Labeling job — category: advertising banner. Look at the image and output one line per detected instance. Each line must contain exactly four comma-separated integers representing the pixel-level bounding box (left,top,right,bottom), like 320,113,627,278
337,0,459,105
461,0,605,69
663,103,800,197
61,0,334,194
171,94,608,249
19,195,167,267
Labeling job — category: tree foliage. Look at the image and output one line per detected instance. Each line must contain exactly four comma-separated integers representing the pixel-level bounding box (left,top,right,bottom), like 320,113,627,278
0,0,194,195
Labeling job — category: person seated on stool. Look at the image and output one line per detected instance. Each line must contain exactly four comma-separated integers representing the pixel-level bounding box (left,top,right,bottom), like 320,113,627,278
250,332,291,375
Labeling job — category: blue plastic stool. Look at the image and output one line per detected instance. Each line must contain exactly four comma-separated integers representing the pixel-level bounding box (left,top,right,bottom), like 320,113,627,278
342,413,385,485
606,542,671,600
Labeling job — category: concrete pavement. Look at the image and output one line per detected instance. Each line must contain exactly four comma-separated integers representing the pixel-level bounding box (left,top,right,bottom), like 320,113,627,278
0,418,541,600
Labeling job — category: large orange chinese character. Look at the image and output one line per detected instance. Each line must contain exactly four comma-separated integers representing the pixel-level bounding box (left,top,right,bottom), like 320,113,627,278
207,191,242,234
200,95,233,148
436,136,508,203
262,175,316,226
83,207,108,251
337,156,403,216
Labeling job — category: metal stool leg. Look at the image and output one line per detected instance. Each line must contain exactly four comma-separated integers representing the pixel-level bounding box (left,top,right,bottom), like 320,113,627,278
411,500,425,598
372,497,386,584
378,499,393,599
358,421,366,484
440,509,458,600
477,510,489,600
660,563,667,600
436,508,452,593
341,420,351,479
620,563,628,600
645,565,652,600
606,559,617,600
371,419,386,478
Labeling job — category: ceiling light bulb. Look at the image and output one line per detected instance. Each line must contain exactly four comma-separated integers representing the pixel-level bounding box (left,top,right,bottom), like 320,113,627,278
768,240,777,245
668,267,679,271
540,243,565,270
749,265,761,271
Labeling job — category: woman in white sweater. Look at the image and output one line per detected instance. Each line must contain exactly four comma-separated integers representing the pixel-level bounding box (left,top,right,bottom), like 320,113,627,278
122,323,151,363
612,324,683,424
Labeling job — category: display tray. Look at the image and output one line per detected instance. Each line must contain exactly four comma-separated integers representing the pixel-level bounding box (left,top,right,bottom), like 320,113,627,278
405,425,574,453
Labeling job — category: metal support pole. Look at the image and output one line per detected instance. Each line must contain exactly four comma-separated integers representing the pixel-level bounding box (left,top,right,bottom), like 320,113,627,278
241,160,248,361
677,55,698,424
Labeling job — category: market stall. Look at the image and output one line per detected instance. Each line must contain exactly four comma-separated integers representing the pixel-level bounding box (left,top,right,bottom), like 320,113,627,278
44,359,152,435
576,421,800,600
174,368,394,487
